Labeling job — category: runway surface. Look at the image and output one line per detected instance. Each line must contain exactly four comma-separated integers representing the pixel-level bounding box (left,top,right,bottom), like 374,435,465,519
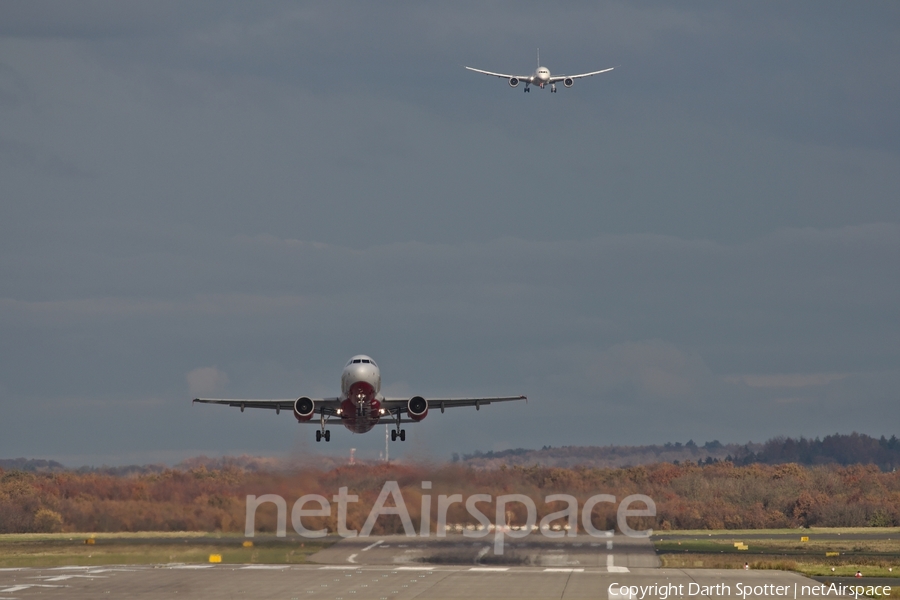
0,563,825,599
310,533,660,568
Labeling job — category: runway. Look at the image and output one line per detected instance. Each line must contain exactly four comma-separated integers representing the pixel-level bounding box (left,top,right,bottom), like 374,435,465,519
0,563,826,599
309,533,660,568
0,534,838,600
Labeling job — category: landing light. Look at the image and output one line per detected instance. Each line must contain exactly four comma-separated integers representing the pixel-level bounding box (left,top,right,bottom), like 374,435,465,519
379,409,385,415
336,409,342,415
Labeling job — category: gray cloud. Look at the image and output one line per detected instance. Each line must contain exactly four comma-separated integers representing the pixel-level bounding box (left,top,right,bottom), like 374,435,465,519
0,2,897,464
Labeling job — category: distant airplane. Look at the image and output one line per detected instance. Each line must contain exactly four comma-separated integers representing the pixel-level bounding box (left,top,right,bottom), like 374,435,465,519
465,49,614,93
193,355,526,442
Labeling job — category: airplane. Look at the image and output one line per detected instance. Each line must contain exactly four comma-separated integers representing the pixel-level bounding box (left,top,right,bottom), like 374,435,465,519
465,49,614,93
193,355,526,442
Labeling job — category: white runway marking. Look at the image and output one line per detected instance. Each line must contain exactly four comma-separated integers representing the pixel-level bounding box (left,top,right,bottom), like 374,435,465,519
607,540,613,550
469,567,508,572
397,567,432,570
318,566,357,570
543,568,584,572
474,545,491,562
1,584,66,592
605,553,631,572
347,553,358,563
239,565,289,570
361,540,384,551
37,575,107,581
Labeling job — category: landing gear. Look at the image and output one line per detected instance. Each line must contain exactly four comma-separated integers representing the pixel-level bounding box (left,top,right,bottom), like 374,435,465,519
524,86,530,93
316,411,330,442
551,84,557,93
390,409,406,441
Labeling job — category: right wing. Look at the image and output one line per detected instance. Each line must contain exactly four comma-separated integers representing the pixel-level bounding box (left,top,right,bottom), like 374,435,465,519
192,397,342,416
465,66,529,80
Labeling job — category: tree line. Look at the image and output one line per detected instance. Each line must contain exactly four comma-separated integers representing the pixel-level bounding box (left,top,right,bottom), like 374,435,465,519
1,459,897,535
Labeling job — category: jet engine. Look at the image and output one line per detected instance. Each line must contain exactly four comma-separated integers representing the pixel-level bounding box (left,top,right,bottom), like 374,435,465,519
293,397,315,422
407,396,428,421
508,77,519,88
564,78,574,88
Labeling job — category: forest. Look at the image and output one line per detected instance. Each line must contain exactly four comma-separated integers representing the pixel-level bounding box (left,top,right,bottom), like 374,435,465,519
1,458,898,535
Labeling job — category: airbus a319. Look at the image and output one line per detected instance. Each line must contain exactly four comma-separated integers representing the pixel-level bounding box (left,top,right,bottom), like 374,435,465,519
193,355,526,442
465,50,614,93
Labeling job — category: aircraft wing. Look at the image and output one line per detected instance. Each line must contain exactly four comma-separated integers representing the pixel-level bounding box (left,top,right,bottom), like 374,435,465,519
465,66,529,80
381,395,526,412
548,66,615,83
192,397,342,416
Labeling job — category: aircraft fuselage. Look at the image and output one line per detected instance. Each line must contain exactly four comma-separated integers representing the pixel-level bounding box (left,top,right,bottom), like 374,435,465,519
339,355,383,433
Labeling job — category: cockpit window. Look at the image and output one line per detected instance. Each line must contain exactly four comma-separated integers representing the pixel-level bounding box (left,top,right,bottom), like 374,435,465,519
353,359,361,363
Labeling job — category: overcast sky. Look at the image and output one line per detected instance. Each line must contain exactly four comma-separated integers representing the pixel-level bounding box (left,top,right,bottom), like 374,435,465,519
1,2,898,466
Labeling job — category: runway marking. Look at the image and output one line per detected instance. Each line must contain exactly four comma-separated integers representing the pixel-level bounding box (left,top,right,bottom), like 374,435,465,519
166,565,215,569
606,554,630,572
469,567,509,572
397,567,432,570
1,584,66,592
543,568,584,572
474,545,491,562
362,540,384,551
36,575,107,581
607,540,613,550
348,553,358,563
319,566,358,570
240,565,289,570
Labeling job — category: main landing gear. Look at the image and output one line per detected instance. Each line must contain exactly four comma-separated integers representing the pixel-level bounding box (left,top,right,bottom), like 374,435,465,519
316,410,330,442
551,84,557,93
524,86,530,93
390,409,406,441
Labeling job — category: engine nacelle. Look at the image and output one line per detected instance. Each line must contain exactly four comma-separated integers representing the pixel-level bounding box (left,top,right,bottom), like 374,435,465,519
508,77,519,88
564,78,574,88
407,396,428,421
293,397,315,422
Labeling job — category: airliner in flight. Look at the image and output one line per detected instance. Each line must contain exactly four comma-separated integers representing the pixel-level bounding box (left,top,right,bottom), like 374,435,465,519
465,50,614,93
193,355,526,442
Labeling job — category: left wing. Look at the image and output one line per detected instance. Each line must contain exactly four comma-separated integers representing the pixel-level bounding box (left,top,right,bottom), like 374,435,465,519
548,66,615,83
465,66,530,80
381,395,526,413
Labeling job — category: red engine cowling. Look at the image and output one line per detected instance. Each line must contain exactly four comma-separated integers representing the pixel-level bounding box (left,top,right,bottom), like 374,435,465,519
294,397,315,422
407,396,428,421
564,77,574,88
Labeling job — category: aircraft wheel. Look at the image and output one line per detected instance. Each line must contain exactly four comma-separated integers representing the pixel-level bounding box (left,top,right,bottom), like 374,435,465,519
391,430,397,442
324,430,331,442
315,430,322,442
400,430,406,442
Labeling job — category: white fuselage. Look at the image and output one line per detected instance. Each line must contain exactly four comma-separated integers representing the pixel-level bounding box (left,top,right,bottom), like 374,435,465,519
340,354,381,400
